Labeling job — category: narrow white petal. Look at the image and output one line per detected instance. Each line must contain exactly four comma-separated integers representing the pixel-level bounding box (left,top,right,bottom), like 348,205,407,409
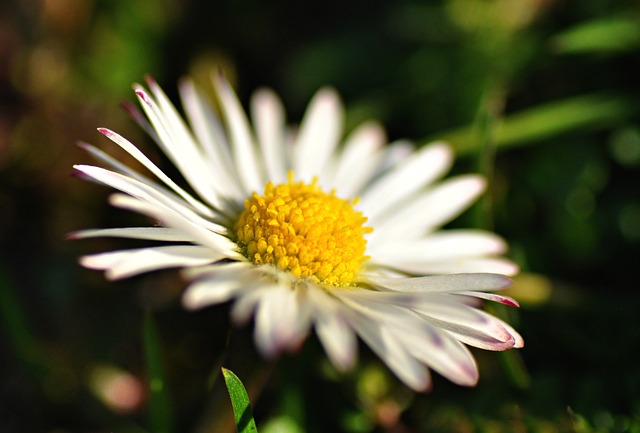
369,175,485,239
133,85,223,209
213,74,263,194
380,257,519,276
254,285,312,358
79,142,223,228
414,303,516,351
458,291,520,307
341,288,478,386
368,230,507,262
78,141,152,186
75,165,228,239
293,88,343,183
181,266,258,310
181,261,256,280
107,193,239,255
179,79,244,199
182,278,242,310
363,273,513,293
80,245,219,280
97,128,216,216
377,330,432,392
360,142,453,220
68,227,192,242
379,139,414,171
328,122,386,197
394,326,479,386
230,286,272,324
350,313,430,391
251,88,288,184
495,316,524,348
307,288,357,371
315,315,357,372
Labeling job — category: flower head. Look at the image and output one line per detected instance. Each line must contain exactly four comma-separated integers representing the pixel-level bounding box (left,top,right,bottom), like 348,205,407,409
72,74,522,391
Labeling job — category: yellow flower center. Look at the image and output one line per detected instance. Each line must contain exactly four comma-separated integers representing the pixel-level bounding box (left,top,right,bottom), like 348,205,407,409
234,174,372,286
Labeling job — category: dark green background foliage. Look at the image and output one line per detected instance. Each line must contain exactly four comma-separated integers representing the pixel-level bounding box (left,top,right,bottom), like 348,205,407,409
1,0,639,432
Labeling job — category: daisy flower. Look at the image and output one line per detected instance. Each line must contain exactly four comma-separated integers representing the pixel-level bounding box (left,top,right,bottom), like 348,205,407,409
71,74,522,391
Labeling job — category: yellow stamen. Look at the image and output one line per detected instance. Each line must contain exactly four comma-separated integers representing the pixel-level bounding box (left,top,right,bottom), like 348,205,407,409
234,173,372,286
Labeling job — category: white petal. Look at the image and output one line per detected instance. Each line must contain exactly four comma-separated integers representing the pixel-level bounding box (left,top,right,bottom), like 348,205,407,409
179,79,244,199
78,141,154,187
341,289,478,386
181,265,258,310
369,174,485,240
254,285,312,358
251,88,288,184
458,291,520,307
328,122,386,197
380,257,519,276
213,74,263,194
394,326,479,386
79,141,228,226
181,261,256,280
496,316,524,348
75,165,229,241
293,88,343,183
368,230,507,262
80,245,219,280
414,302,517,351
182,278,242,310
97,128,216,216
107,193,239,255
306,288,357,371
379,139,414,171
350,313,431,391
68,227,192,242
363,273,513,293
230,286,272,324
359,142,453,221
133,84,223,209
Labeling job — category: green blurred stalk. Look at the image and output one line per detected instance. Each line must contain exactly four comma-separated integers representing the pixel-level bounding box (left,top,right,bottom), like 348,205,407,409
0,264,37,364
143,312,174,433
469,89,503,230
469,90,532,390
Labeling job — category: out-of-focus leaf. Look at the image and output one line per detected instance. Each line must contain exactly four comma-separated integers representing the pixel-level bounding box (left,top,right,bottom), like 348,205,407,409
222,367,258,433
261,416,304,433
143,313,173,433
435,93,637,154
551,17,640,55
508,273,553,307
0,265,34,362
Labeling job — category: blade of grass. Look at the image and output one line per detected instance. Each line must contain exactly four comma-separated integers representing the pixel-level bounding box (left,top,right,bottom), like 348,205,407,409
143,312,174,433
551,16,640,55
433,92,637,155
222,367,258,433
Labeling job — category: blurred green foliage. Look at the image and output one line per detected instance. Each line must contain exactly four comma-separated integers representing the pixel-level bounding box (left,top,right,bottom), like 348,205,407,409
1,0,640,432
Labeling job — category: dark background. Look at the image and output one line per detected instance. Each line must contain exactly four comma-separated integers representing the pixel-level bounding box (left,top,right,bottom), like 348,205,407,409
1,0,639,432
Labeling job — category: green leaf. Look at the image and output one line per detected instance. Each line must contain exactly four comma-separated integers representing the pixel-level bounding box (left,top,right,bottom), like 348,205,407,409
551,17,640,55
434,92,637,155
143,312,174,433
222,367,259,433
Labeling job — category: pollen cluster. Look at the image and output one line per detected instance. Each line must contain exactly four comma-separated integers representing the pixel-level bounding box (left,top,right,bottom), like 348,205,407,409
234,175,372,286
